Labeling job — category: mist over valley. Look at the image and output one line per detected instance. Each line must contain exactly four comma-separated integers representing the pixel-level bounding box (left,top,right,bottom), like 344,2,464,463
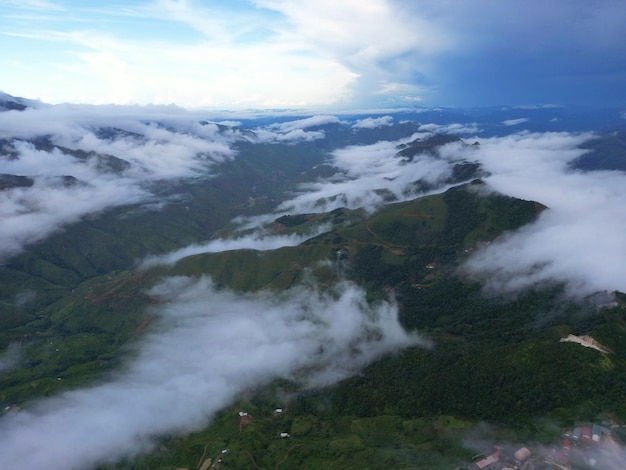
0,91,625,469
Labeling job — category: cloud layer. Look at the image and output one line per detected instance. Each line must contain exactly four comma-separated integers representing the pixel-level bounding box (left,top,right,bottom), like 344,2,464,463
464,132,626,296
0,106,241,259
142,227,330,267
252,115,341,142
272,133,466,216
0,277,420,469
235,126,626,298
1,101,626,470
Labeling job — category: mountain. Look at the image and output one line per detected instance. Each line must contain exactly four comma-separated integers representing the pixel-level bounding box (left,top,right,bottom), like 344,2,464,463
3,180,625,469
0,92,42,112
0,118,482,333
17,181,619,470
1,96,626,469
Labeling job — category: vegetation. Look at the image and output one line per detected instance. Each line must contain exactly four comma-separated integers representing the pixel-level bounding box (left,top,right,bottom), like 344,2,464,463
2,128,626,469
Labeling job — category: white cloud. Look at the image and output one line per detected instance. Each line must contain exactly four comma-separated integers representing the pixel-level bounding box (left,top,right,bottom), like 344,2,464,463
252,128,326,143
71,123,233,180
275,129,327,141
502,118,529,126
271,115,342,132
5,0,626,109
0,173,147,258
254,0,453,105
75,39,356,108
142,226,331,267
352,115,394,129
418,122,481,134
2,0,456,108
2,6,359,109
271,133,466,215
216,120,241,127
0,277,422,469
463,131,626,296
251,115,342,143
513,104,562,109
0,106,242,259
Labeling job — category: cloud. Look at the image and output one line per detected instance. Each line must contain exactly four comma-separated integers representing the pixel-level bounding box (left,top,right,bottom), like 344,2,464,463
352,115,394,129
462,131,626,296
0,171,147,259
253,128,327,143
0,106,242,259
1,0,458,109
272,133,466,215
0,277,422,469
70,123,233,179
502,118,529,126
142,226,331,267
249,115,342,142
513,104,562,109
2,2,359,108
418,122,481,134
270,115,342,132
216,120,241,127
254,0,453,105
3,0,626,108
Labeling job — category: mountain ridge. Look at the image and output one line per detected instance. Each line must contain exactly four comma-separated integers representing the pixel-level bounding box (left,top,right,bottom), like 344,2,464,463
1,101,626,469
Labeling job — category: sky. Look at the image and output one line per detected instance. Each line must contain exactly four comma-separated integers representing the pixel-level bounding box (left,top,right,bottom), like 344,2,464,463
2,0,625,109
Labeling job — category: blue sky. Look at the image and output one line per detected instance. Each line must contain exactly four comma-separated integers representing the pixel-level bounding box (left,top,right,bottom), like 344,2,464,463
1,0,625,109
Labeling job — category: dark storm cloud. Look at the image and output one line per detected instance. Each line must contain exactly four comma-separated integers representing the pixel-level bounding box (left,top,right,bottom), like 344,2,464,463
398,0,626,106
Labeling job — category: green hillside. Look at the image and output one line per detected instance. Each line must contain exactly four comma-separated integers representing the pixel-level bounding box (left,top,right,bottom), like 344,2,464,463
90,185,626,470
169,181,541,294
0,181,544,404
2,129,625,469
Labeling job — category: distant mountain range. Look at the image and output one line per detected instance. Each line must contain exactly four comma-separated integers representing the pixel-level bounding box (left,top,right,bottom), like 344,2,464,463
0,92,44,112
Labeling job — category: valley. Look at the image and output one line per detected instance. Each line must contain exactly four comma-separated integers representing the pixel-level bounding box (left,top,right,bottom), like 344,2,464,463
1,98,626,469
